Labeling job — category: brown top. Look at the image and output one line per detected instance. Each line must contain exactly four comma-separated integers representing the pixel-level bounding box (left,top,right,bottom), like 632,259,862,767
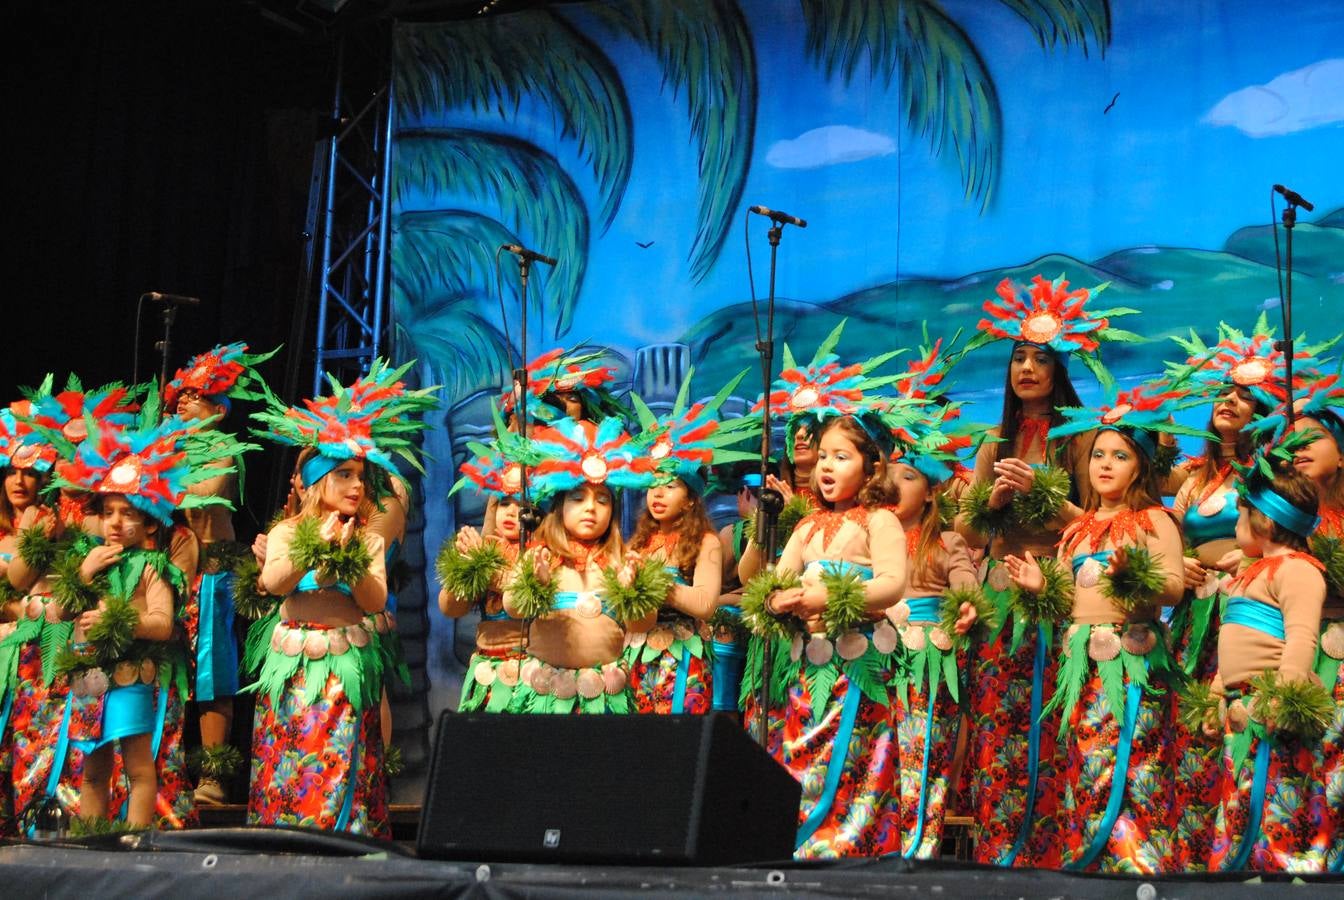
637,530,722,621
1216,552,1325,689
1059,506,1185,626
777,505,907,632
901,530,979,623
263,520,388,626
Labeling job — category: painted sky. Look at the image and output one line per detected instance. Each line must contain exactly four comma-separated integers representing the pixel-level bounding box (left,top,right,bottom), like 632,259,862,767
396,0,1343,350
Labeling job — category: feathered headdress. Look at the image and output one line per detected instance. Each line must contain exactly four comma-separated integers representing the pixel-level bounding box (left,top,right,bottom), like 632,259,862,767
1167,314,1333,410
629,370,759,494
16,375,141,459
1230,430,1321,539
498,346,628,425
163,342,278,411
1,407,58,474
450,404,542,501
52,409,246,527
967,273,1140,391
517,417,658,504
1047,376,1213,460
251,358,438,489
754,320,906,458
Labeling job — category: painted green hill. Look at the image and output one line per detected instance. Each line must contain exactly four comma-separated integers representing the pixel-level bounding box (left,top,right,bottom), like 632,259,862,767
680,210,1344,401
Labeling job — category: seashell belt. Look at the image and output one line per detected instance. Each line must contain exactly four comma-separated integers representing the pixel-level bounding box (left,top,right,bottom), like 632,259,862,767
363,609,397,635
625,615,712,654
70,658,159,698
1062,621,1159,662
1321,621,1344,661
269,620,375,660
787,621,900,668
518,656,629,700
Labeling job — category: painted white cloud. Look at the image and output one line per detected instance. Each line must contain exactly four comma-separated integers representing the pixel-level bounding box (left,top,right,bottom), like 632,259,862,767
1203,59,1344,137
765,125,896,169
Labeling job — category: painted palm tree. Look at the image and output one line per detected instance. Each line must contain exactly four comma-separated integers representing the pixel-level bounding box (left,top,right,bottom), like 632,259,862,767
391,0,1110,405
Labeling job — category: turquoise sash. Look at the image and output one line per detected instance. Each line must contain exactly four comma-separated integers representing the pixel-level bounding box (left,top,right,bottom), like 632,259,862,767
1183,498,1239,546
710,604,745,712
1068,677,1143,870
196,569,239,700
1223,596,1285,640
553,591,616,620
1072,550,1113,577
904,596,941,622
296,569,352,596
1222,726,1272,871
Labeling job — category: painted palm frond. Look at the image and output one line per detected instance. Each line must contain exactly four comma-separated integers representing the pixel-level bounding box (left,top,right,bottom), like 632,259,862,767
391,289,513,404
800,0,1000,209
996,0,1111,54
392,209,540,321
394,16,633,229
394,130,588,337
582,0,757,282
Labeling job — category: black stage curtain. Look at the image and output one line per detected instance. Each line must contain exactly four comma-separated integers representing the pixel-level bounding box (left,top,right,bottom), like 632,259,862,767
6,0,331,531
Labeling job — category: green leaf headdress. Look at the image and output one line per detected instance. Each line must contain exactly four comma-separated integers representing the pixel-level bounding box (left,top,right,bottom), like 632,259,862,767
629,369,759,495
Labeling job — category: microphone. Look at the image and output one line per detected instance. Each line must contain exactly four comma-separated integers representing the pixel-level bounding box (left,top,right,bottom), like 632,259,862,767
143,291,201,306
1273,184,1314,212
500,244,558,266
749,205,807,228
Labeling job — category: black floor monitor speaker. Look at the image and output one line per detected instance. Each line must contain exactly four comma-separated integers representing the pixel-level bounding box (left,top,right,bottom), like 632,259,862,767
418,711,802,865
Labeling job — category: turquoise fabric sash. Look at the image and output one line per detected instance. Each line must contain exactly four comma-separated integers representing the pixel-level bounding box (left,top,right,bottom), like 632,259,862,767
663,565,690,586
385,538,401,616
795,675,863,849
1072,550,1112,577
296,569,353,596
196,569,239,700
671,645,692,714
554,590,616,620
481,607,512,622
1001,623,1048,866
710,604,744,712
1069,677,1143,870
335,731,361,831
904,596,941,623
1183,498,1239,546
1223,736,1272,871
816,559,873,579
1223,596,1286,640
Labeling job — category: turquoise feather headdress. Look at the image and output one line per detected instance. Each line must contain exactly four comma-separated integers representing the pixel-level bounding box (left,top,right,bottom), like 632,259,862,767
630,369,759,494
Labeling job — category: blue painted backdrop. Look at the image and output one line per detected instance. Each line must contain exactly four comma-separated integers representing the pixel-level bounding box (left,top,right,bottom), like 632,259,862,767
388,0,1344,712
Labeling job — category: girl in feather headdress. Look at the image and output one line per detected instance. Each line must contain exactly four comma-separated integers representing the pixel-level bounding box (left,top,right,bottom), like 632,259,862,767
163,342,272,805
498,417,661,714
740,363,920,859
244,365,433,837
623,373,757,715
1159,318,1326,869
3,380,140,830
1196,435,1334,872
50,408,242,829
438,431,528,714
957,274,1137,867
1003,379,1199,874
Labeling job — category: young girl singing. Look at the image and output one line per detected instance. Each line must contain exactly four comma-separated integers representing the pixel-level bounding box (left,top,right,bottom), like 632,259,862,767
742,382,913,858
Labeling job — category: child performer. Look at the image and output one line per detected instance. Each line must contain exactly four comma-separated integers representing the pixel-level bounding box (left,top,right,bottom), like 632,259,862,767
1161,321,1317,868
1197,440,1334,872
885,346,988,859
501,417,661,714
438,438,527,713
4,381,141,828
1271,387,1344,872
51,410,241,828
741,368,918,859
163,342,272,804
1004,382,1198,874
957,274,1134,867
624,374,756,714
244,366,433,836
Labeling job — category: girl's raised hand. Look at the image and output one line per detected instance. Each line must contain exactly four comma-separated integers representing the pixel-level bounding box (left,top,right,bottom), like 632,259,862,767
1182,555,1207,590
1002,551,1044,593
455,526,483,553
318,511,343,543
79,543,123,583
1104,545,1129,576
953,601,978,635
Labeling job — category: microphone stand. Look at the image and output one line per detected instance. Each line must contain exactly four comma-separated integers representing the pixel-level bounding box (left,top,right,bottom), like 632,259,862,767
752,219,788,749
1275,199,1299,428
511,252,542,542
156,303,178,395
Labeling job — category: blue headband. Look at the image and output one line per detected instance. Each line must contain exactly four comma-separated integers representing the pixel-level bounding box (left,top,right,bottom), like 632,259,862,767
1246,485,1319,538
1099,424,1156,460
1314,410,1344,450
1013,341,1070,370
300,454,342,489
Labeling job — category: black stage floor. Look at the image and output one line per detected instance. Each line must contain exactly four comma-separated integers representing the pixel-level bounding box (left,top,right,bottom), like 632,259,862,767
2,827,1339,899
